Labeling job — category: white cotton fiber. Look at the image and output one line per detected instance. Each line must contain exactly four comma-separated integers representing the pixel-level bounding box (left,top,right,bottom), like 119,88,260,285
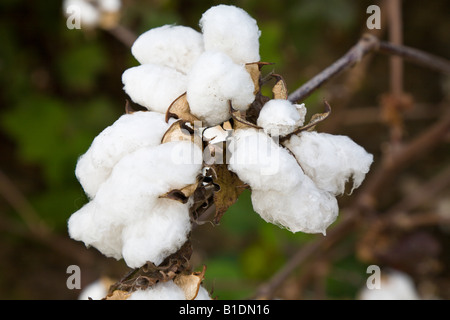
251,177,339,235
75,111,169,199
128,281,186,300
69,141,203,267
122,64,187,113
121,199,192,268
200,5,261,64
187,51,255,126
228,128,339,234
257,100,306,137
131,25,204,75
285,131,373,195
228,129,303,192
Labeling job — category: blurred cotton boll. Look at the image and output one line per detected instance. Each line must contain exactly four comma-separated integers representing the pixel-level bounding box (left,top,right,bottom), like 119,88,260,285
358,270,421,300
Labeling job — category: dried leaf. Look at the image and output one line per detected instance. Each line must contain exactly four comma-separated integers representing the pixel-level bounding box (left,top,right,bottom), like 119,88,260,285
271,74,288,100
108,241,193,294
174,266,207,300
229,101,262,131
211,164,247,224
161,120,194,144
160,180,201,204
104,290,131,300
125,99,147,114
165,92,199,123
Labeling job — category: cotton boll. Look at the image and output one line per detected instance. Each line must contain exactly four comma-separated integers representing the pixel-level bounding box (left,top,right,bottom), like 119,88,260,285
200,5,261,64
257,100,306,137
285,131,373,195
122,64,187,113
251,176,339,235
75,111,169,199
228,129,304,192
121,199,191,268
187,51,255,126
69,141,203,267
128,281,186,300
131,25,204,75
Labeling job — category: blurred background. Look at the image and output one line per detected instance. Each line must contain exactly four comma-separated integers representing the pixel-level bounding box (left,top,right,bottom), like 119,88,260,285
0,0,449,299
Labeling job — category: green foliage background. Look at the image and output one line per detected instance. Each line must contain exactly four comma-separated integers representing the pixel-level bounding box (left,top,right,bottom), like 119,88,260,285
0,0,448,299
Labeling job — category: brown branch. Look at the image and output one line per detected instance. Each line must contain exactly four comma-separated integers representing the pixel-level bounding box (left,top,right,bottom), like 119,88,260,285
288,34,380,103
387,0,404,96
106,24,137,48
288,35,450,103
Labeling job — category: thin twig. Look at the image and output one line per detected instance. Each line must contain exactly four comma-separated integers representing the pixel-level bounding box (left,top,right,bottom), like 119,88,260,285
288,34,380,103
288,35,450,103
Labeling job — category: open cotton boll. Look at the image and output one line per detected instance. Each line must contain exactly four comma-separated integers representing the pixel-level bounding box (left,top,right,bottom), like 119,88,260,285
200,4,261,64
75,111,169,199
228,129,304,192
69,141,203,267
251,177,339,234
131,25,204,75
122,64,187,114
121,199,191,268
257,100,307,137
285,131,373,195
187,51,255,126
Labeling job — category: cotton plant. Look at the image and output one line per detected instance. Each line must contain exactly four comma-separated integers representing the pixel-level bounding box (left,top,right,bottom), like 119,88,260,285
68,4,373,299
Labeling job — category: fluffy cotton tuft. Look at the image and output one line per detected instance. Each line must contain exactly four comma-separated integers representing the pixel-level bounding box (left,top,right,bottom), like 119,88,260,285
200,5,261,64
228,129,303,192
251,178,338,234
257,100,306,137
131,25,204,75
187,51,255,126
75,111,169,199
122,64,187,113
69,141,202,268
285,131,374,195
228,128,338,234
